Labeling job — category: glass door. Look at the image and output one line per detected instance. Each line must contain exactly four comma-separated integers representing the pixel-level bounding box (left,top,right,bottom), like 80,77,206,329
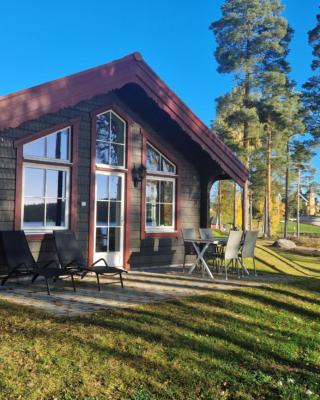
94,172,124,267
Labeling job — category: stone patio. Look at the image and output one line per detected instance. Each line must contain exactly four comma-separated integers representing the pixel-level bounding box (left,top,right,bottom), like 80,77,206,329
0,268,294,317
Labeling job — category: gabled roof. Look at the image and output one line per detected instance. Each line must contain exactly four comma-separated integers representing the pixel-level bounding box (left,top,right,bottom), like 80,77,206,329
0,52,248,185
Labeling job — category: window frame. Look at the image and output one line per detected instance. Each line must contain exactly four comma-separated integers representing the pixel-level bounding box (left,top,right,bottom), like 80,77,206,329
14,118,80,237
145,175,176,233
21,162,70,233
141,133,181,239
22,127,71,163
95,109,127,169
146,142,176,175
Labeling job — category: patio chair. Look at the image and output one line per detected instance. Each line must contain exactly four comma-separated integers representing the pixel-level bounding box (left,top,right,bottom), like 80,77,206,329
239,230,259,276
211,230,243,280
0,230,76,295
53,231,127,291
181,228,198,272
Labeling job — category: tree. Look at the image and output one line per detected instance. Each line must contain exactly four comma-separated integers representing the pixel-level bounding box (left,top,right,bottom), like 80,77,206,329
290,141,315,236
210,0,288,231
303,11,320,145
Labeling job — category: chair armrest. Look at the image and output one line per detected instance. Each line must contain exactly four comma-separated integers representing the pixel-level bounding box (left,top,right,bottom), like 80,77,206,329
11,262,29,273
64,259,79,269
91,258,108,267
40,259,60,270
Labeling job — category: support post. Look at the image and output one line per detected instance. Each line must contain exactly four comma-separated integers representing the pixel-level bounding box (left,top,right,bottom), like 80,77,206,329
200,176,215,228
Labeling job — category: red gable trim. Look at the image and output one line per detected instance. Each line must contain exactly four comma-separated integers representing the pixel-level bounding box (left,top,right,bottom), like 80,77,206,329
0,52,248,185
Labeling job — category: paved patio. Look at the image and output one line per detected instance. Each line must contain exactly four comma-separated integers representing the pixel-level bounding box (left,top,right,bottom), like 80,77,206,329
0,269,295,317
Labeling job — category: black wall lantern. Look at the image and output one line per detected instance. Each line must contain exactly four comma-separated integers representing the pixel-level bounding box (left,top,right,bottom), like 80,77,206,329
132,164,147,187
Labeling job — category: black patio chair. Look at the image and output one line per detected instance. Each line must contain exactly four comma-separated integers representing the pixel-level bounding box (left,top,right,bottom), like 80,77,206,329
181,228,198,273
0,230,76,295
53,230,127,291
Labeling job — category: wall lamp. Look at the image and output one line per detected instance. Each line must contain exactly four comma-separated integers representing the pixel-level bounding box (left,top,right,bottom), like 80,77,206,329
132,164,147,188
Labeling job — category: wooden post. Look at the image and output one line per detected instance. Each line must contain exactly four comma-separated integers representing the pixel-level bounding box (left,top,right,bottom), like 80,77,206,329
233,182,237,229
218,181,222,231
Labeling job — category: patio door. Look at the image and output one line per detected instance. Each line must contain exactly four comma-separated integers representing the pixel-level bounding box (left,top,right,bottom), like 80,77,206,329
94,172,124,267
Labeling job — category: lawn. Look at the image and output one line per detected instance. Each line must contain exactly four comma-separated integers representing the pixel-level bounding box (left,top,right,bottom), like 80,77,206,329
278,221,320,235
0,244,319,399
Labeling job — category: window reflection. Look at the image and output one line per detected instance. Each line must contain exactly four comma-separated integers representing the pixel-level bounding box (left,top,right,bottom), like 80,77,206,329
146,144,176,174
23,128,70,161
23,166,68,230
96,110,125,167
146,178,174,229
95,174,123,253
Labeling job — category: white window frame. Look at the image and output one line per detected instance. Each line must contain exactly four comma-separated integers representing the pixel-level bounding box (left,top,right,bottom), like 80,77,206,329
22,127,71,164
22,162,70,234
146,142,176,176
145,176,176,233
95,110,126,169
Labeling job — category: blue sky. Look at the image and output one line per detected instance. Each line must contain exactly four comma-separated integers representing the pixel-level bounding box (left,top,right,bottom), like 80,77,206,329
0,0,318,174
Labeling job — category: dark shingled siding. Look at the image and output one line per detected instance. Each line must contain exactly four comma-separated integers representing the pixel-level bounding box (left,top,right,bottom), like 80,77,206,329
0,92,199,273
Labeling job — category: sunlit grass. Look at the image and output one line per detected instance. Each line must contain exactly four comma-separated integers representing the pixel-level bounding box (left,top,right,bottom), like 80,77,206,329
278,221,320,235
0,275,319,399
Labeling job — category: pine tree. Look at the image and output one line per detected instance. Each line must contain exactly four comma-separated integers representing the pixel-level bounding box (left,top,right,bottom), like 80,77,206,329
211,0,288,231
303,10,320,144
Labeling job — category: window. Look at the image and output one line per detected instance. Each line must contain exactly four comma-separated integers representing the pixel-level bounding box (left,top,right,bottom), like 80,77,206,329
23,128,70,161
146,177,175,231
21,127,72,232
146,143,176,174
22,165,69,230
96,110,126,167
145,142,177,233
95,174,123,253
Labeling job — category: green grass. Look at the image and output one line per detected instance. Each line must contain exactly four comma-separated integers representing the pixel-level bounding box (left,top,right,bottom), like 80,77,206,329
0,245,320,399
278,221,320,235
244,241,320,277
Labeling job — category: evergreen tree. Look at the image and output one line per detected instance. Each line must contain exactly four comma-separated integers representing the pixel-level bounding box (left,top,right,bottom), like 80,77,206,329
303,10,320,144
210,0,288,231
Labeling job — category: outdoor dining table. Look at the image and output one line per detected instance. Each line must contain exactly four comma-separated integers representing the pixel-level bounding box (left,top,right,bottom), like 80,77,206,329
184,237,227,279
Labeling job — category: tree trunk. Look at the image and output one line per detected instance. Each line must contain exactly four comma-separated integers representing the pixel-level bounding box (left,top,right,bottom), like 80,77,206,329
265,121,272,239
233,182,237,229
249,192,253,230
284,141,290,239
242,75,250,232
218,181,222,230
297,169,300,237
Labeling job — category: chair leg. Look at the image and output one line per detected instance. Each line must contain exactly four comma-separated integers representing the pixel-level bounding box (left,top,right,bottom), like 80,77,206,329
253,257,257,276
96,273,101,291
31,273,39,283
224,260,228,281
45,277,50,295
1,270,15,286
183,253,186,273
71,274,76,292
81,270,88,279
119,273,124,288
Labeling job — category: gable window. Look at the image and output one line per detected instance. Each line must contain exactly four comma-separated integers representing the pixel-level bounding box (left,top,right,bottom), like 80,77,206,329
96,110,126,167
145,143,177,233
21,127,72,232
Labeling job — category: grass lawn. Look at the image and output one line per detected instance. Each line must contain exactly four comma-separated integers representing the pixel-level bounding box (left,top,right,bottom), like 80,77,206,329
278,221,320,235
0,245,319,399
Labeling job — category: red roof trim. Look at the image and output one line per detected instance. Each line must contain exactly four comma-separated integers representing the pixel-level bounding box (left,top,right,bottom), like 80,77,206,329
0,52,248,185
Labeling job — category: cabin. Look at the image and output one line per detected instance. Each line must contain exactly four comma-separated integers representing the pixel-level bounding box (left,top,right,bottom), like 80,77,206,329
0,53,248,271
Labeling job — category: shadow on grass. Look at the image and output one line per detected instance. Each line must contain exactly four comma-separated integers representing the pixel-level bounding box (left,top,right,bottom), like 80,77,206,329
0,277,319,399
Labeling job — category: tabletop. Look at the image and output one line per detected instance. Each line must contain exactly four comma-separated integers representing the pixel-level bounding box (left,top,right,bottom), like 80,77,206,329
184,237,227,245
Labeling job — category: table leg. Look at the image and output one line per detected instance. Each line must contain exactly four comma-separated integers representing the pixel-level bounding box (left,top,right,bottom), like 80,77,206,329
188,243,214,279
